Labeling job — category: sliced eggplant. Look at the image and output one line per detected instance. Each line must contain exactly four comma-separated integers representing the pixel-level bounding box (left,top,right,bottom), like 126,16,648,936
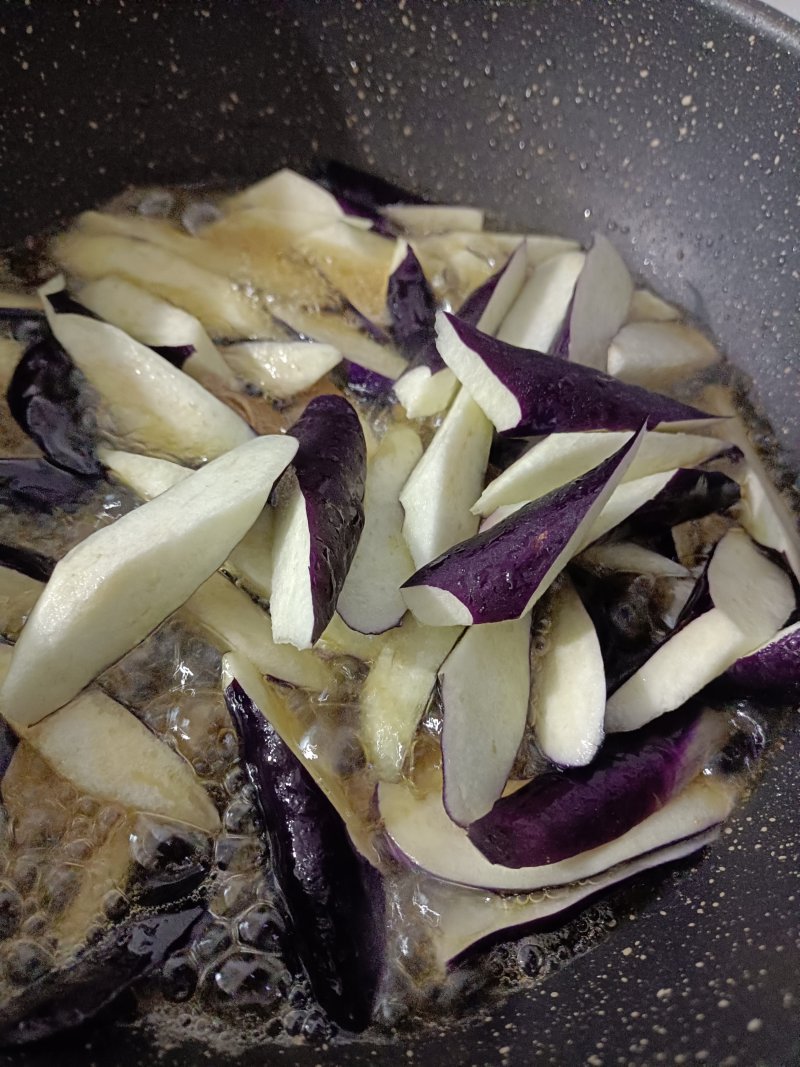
224,660,384,1031
457,242,528,334
386,244,436,360
440,616,531,827
577,541,690,579
182,573,334,692
626,288,680,324
472,429,727,516
1,435,297,724
77,275,238,386
497,250,586,352
402,429,644,627
432,826,719,971
382,204,484,235
530,576,605,767
468,705,729,867
379,771,736,892
564,234,633,370
606,528,796,731
0,458,101,514
607,321,719,387
359,615,462,782
0,563,44,639
399,388,493,568
220,340,341,400
228,167,346,216
270,396,366,649
337,426,423,635
41,279,255,462
436,312,718,435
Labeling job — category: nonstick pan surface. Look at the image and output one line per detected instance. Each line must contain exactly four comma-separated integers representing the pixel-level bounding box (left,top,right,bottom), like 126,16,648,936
0,2,798,1064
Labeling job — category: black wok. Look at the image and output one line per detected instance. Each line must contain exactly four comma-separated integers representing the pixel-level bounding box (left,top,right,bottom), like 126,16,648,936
0,1,798,1064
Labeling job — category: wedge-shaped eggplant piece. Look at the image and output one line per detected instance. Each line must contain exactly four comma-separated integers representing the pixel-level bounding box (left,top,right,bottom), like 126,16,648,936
432,825,719,971
359,615,462,781
318,612,388,662
380,769,736,892
0,646,219,829
402,429,644,627
1,435,297,723
607,321,719,387
530,576,605,767
563,234,633,370
400,388,493,569
41,280,254,462
437,313,718,435
440,616,531,826
0,457,101,513
386,244,436,359
220,340,341,400
382,203,484,235
101,448,275,601
497,250,586,352
52,229,274,338
394,242,530,419
606,528,796,732
626,288,680,324
469,705,728,866
725,621,800,693
78,275,237,386
472,429,727,516
296,222,404,326
273,303,406,381
458,242,528,333
224,659,384,1031
270,396,366,649
7,335,101,475
0,906,202,1046
182,573,334,692
337,426,422,635
228,167,346,216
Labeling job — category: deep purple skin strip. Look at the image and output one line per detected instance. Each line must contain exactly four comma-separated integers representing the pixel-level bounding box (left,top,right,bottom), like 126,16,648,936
444,313,716,435
287,395,366,643
467,704,730,867
402,433,641,625
312,159,425,211
0,906,204,1046
726,624,800,693
0,458,102,513
7,337,102,476
387,246,437,358
0,542,55,582
225,679,384,1032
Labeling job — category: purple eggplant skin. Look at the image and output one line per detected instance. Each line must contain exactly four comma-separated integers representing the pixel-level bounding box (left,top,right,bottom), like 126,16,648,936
467,704,730,868
42,288,103,321
454,264,507,328
339,359,395,401
7,337,102,476
0,458,103,513
0,542,55,582
312,159,425,213
0,905,203,1046
607,470,741,542
387,246,437,359
288,395,367,644
225,678,384,1032
403,433,639,626
443,314,715,435
726,622,800,694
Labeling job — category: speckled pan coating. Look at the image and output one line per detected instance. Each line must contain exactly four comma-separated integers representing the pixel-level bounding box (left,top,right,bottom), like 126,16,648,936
0,2,798,1065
